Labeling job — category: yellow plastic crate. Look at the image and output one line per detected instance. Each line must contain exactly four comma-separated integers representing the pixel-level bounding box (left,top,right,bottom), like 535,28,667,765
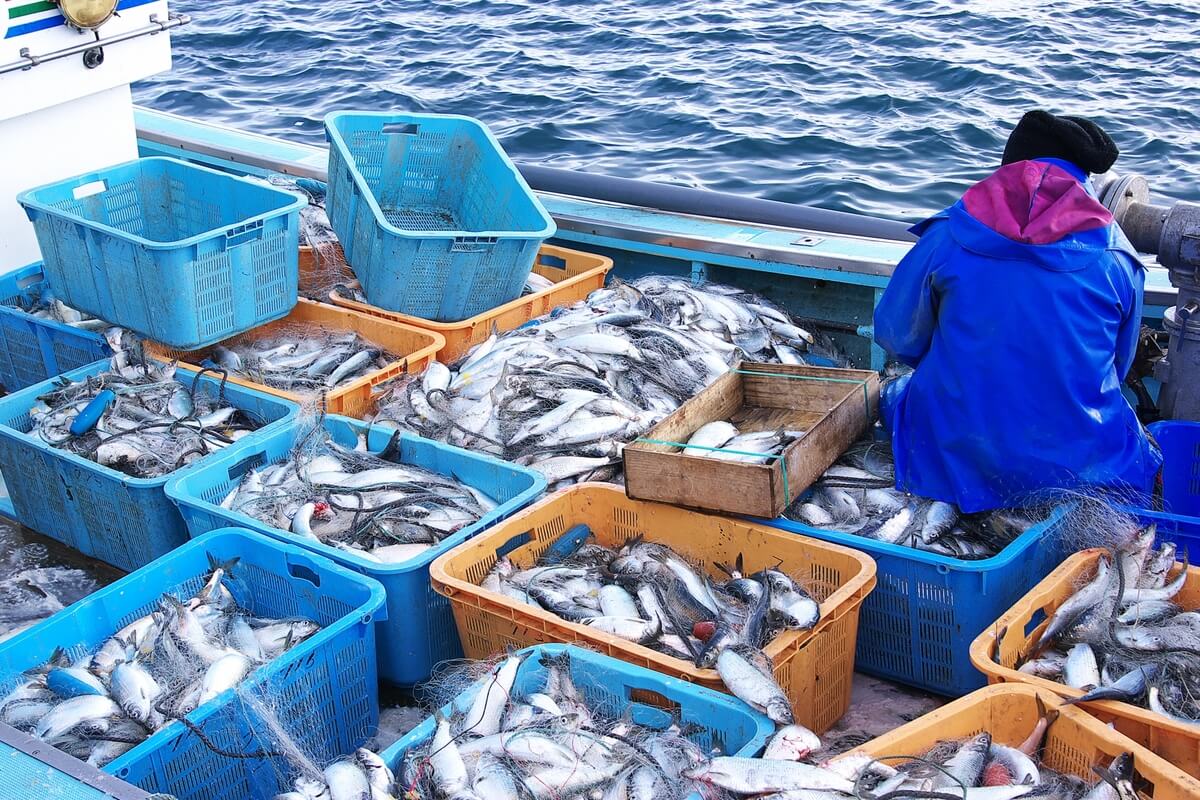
330,243,613,362
146,299,444,419
429,483,876,734
852,684,1200,799
970,549,1200,778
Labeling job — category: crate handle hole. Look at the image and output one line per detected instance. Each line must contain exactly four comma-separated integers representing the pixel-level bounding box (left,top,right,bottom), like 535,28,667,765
1023,608,1048,639
496,530,533,559
227,452,265,481
288,562,322,587
935,564,950,575
72,180,107,200
537,254,568,271
629,688,680,713
381,123,420,135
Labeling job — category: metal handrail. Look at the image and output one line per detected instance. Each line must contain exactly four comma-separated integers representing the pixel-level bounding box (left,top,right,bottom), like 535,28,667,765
0,12,190,76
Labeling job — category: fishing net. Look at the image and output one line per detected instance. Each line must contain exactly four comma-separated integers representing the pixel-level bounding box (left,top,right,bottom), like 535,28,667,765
394,648,710,800
0,560,319,767
220,407,493,565
263,175,356,301
203,322,398,397
27,355,269,479
368,275,853,489
845,734,1117,800
1012,494,1200,726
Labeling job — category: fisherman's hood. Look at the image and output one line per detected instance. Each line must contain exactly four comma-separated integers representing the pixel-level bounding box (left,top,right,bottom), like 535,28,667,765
912,159,1115,272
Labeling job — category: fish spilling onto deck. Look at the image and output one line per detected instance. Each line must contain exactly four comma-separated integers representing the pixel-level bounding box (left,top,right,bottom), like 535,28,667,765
218,419,493,565
0,556,319,766
28,356,268,479
1015,524,1200,726
481,532,819,723
204,327,396,395
369,275,845,488
675,420,801,464
783,438,1043,559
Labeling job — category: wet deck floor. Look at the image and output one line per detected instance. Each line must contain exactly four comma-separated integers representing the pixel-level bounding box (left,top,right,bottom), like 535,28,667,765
0,516,947,754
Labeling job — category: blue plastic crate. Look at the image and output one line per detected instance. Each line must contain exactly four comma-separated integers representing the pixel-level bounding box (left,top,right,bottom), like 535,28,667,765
758,506,1068,697
17,157,306,350
1149,420,1200,519
379,643,774,792
0,359,298,571
0,528,386,800
0,263,111,392
165,414,547,685
325,112,555,322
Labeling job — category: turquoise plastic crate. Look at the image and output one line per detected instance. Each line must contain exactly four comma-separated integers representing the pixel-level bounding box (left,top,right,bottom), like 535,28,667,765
0,528,386,800
325,112,555,322
1150,420,1200,519
0,359,298,571
165,414,547,685
18,157,306,350
0,263,111,392
758,506,1068,697
379,643,774,795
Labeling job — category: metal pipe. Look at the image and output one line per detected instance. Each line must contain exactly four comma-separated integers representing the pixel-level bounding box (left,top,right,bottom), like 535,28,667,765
519,164,917,242
0,13,190,75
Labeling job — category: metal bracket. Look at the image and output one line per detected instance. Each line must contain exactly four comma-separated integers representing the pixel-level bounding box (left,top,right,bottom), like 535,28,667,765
0,12,190,75
792,235,825,247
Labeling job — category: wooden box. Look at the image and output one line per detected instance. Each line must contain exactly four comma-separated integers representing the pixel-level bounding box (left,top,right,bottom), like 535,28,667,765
623,361,880,518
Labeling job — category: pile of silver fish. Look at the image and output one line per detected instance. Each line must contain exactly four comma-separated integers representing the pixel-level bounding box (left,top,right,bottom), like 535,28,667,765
687,699,1136,800
676,420,800,464
784,439,1039,559
219,420,493,564
275,748,397,800
29,356,266,479
206,328,395,394
1017,524,1199,725
0,558,319,766
370,276,843,487
389,649,733,800
482,535,819,724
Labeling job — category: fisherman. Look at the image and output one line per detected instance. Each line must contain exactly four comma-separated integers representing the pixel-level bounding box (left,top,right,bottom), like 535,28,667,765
873,111,1161,512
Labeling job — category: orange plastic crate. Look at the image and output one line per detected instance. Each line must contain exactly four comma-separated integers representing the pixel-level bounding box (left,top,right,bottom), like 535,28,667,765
969,549,1200,777
330,243,613,362
146,299,444,419
851,684,1200,799
429,483,876,734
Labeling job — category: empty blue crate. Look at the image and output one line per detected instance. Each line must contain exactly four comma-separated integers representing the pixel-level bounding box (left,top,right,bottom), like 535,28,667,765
0,528,386,800
17,157,306,350
759,506,1068,697
1149,420,1200,520
0,263,111,392
325,112,555,322
379,644,774,784
0,358,297,571
165,414,546,686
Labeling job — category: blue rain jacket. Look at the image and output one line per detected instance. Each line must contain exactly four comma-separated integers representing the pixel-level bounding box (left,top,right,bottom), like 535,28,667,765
874,158,1161,512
